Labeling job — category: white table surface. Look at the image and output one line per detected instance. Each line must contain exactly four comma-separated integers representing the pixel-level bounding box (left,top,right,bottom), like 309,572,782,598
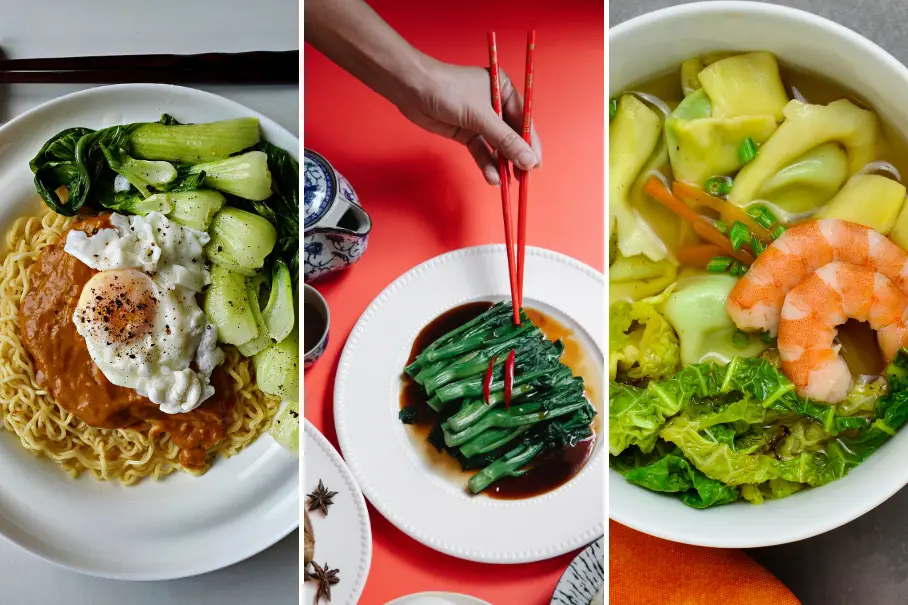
0,1,299,603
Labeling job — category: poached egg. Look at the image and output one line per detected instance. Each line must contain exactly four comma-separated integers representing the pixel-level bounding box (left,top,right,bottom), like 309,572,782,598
65,212,223,414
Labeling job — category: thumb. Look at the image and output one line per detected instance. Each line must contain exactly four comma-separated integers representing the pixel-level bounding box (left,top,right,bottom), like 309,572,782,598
470,107,539,171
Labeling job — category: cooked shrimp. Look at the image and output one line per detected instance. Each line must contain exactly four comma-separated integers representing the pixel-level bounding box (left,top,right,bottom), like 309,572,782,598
727,219,908,335
777,262,908,402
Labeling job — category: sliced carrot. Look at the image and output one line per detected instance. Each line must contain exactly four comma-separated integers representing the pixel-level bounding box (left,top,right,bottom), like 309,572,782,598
676,244,725,268
672,181,772,243
643,176,754,265
692,222,754,264
643,177,714,229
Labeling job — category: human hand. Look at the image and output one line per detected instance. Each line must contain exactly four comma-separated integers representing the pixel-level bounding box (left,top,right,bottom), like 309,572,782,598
396,58,542,185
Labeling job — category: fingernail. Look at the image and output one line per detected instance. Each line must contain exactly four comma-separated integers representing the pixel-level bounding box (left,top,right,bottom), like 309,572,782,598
517,150,537,170
487,169,500,185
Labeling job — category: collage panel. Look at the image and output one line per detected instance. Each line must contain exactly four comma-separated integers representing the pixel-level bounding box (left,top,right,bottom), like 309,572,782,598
0,1,300,603
611,1,908,604
304,0,604,603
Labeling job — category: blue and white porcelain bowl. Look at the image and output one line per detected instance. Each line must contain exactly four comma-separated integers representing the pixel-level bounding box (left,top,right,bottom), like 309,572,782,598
304,149,372,283
304,284,330,368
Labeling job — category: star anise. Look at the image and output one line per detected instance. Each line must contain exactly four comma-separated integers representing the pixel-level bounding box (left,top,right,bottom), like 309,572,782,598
307,479,338,515
307,561,340,604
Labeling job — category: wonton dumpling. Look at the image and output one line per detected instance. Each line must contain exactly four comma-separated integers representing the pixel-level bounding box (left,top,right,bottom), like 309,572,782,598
698,52,789,121
729,99,880,207
610,94,666,260
609,253,677,302
667,114,778,185
663,274,768,365
680,57,704,96
757,142,849,216
816,174,907,233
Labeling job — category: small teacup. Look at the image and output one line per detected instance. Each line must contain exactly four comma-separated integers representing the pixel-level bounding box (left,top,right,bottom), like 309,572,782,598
304,285,330,368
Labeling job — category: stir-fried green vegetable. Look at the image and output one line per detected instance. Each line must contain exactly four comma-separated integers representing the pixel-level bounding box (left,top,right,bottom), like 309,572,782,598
400,301,596,494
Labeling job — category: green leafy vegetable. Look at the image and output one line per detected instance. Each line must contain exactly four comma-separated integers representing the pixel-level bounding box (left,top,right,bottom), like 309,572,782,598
129,116,260,164
269,400,299,456
609,287,681,383
614,445,740,508
186,151,272,201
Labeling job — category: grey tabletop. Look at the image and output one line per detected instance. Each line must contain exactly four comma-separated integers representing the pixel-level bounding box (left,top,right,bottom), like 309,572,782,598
0,1,298,604
610,1,908,604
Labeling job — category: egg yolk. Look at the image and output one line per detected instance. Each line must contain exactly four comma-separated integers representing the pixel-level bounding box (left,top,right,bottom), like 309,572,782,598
75,269,158,346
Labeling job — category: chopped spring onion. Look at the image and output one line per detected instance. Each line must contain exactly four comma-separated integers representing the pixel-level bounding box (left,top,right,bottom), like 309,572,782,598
857,160,903,183
761,331,775,344
751,234,765,257
730,261,748,277
714,220,729,235
729,221,751,252
738,137,757,165
772,224,787,239
704,175,733,197
732,330,750,349
627,91,672,118
706,256,733,273
746,205,778,230
610,98,618,121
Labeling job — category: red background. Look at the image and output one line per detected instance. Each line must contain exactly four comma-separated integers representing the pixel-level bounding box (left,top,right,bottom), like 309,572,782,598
304,1,604,602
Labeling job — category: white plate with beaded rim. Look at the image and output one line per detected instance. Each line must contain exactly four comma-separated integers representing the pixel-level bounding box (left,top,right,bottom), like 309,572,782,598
0,84,299,580
334,245,604,563
303,421,372,605
550,537,604,605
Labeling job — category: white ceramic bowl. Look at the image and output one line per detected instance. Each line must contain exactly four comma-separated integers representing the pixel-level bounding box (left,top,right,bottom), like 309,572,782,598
610,1,908,547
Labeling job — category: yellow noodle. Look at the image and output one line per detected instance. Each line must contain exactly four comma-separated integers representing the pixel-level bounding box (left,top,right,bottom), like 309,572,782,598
0,206,280,485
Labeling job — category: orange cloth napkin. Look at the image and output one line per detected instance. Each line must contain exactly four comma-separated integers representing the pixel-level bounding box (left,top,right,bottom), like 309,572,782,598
609,520,801,605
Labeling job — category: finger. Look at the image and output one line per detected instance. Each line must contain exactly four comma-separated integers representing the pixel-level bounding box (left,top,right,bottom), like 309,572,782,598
464,71,539,172
500,72,542,167
464,133,500,186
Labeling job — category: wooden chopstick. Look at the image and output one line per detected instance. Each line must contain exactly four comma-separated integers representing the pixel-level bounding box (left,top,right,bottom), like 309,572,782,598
0,50,297,84
488,32,521,325
515,30,536,310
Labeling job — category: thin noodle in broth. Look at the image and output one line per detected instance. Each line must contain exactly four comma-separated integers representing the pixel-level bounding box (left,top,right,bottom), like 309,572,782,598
0,207,279,485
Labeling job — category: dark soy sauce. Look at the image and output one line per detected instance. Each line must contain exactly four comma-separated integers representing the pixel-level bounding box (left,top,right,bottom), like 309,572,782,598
400,302,596,500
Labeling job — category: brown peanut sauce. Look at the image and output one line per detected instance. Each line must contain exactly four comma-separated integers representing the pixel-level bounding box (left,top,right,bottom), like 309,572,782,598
20,215,232,468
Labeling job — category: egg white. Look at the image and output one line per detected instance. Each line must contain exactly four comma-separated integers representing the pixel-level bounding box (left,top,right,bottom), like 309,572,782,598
65,212,224,414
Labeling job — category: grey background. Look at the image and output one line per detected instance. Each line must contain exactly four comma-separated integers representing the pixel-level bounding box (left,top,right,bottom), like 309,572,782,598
0,1,298,604
610,1,908,604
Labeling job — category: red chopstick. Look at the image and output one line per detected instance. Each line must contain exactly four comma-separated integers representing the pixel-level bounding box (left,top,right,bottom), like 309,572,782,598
516,30,536,309
488,32,521,325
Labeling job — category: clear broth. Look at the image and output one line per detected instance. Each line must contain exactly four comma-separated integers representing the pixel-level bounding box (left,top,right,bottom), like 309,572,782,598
624,58,908,372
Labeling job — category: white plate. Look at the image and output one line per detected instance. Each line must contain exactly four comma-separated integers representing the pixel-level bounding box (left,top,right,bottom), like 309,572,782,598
385,592,493,605
303,421,372,605
335,245,604,563
0,84,299,580
550,537,604,605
